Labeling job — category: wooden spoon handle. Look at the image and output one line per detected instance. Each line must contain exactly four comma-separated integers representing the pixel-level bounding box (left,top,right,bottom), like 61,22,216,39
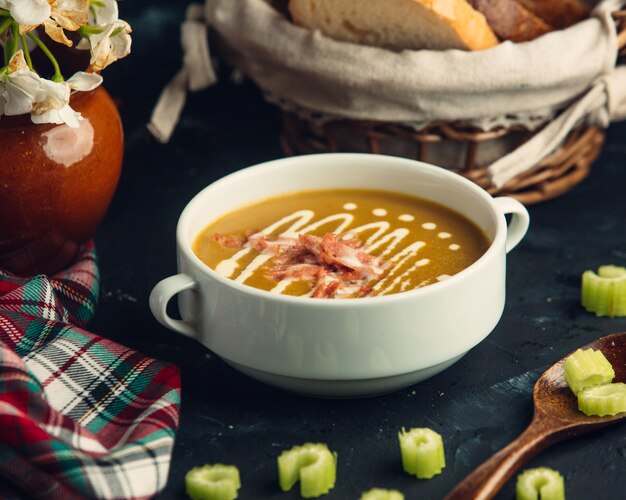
444,416,558,500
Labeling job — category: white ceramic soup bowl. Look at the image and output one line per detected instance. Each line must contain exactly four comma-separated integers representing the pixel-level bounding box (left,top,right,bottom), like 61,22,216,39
150,153,529,397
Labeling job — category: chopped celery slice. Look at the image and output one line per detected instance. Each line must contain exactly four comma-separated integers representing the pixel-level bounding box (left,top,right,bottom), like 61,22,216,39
563,348,615,395
277,443,337,498
516,467,565,500
581,265,626,317
599,265,626,279
578,383,626,416
185,464,241,500
360,487,404,500
398,427,445,479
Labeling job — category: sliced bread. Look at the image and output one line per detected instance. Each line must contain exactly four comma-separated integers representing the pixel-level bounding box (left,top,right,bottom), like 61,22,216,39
515,0,595,29
288,0,499,51
469,0,553,42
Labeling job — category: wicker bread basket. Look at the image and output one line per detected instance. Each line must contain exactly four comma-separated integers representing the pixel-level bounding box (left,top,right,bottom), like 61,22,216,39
279,11,626,205
150,2,626,196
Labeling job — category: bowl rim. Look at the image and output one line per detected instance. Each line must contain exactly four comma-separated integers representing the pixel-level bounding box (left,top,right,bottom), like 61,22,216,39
176,153,507,306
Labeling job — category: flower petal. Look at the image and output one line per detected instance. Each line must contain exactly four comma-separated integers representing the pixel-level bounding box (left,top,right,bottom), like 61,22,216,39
31,79,72,125
8,0,51,26
3,77,39,115
31,103,81,128
109,28,131,57
66,71,102,91
87,20,131,71
57,103,82,127
8,50,30,73
43,18,73,47
90,0,118,25
18,23,40,35
76,37,90,50
52,0,89,31
35,78,71,106
4,86,35,115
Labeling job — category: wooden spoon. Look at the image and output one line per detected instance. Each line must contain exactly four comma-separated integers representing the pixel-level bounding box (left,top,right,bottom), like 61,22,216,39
445,332,626,500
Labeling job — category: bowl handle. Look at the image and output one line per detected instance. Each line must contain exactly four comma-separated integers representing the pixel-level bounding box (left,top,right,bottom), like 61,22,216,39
149,273,198,338
494,197,530,253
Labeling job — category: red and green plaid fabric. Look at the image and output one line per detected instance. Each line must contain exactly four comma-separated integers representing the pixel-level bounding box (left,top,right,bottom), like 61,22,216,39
0,243,181,499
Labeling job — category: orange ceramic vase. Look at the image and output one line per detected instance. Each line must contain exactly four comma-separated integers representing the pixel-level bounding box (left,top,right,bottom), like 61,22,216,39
0,86,123,276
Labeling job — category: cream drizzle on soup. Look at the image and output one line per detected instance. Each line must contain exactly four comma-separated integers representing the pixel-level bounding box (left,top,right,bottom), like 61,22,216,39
193,189,489,298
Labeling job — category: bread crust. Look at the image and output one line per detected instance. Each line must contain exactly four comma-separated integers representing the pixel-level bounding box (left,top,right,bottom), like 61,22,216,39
469,0,553,42
515,0,594,29
288,0,499,51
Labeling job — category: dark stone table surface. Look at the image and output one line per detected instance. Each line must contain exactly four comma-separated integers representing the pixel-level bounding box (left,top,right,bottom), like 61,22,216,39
92,2,626,498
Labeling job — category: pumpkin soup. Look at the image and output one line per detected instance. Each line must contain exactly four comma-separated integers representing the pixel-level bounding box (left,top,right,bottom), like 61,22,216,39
193,189,489,298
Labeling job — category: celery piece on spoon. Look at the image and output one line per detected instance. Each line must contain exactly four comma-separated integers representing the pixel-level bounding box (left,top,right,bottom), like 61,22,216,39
578,382,626,416
563,348,615,395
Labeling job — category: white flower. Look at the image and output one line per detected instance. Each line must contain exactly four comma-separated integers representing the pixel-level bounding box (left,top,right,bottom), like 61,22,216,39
0,0,127,126
2,0,89,40
30,78,75,126
89,0,119,26
0,51,42,116
85,19,131,71
32,71,102,128
31,71,102,128
2,0,51,27
0,51,103,128
76,1,133,68
76,0,120,50
42,0,89,45
51,0,89,30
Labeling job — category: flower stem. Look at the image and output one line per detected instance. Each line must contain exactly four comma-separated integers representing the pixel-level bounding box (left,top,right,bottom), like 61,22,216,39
1,19,14,65
0,17,11,35
0,8,10,17
11,20,18,55
20,35,34,71
79,25,104,36
27,33,63,82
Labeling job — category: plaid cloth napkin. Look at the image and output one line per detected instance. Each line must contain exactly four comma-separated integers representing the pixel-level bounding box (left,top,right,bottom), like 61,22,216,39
0,243,181,499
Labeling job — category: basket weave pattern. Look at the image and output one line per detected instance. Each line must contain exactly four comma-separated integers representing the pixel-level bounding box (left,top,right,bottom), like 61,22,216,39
281,11,626,205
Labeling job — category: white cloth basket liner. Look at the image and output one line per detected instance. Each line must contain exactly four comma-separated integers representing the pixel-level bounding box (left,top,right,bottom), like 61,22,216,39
149,0,626,188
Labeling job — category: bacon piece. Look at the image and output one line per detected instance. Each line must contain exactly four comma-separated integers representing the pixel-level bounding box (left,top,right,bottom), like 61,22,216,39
271,245,310,266
338,269,363,282
341,237,364,248
266,263,323,281
246,232,268,252
212,233,245,248
247,233,302,255
240,231,387,299
329,238,386,279
311,277,342,298
300,233,385,280
299,234,323,258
